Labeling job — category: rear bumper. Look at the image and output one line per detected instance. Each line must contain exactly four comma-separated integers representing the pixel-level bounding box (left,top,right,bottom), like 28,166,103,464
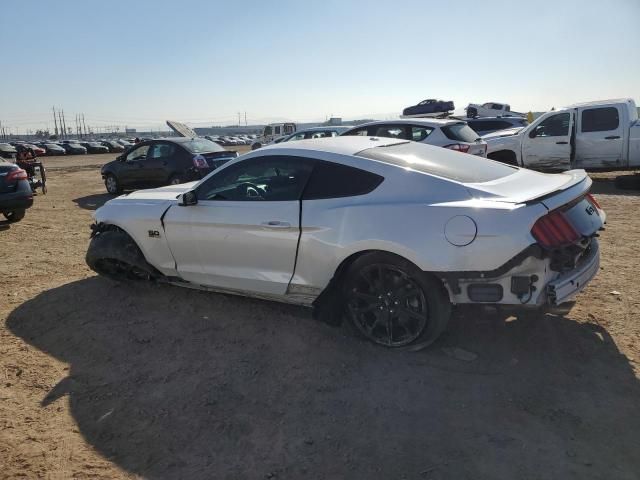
441,239,600,307
0,182,34,212
546,240,600,305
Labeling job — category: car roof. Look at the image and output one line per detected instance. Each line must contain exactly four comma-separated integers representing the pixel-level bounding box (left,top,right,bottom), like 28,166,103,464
466,116,524,121
296,126,351,132
351,118,464,128
565,98,634,108
259,135,408,156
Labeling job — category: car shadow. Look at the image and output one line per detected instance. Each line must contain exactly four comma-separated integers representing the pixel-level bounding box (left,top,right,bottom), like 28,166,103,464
7,277,640,479
590,174,640,196
73,193,113,210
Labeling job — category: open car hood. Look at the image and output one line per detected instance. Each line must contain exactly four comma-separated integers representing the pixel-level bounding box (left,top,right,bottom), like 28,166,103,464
111,182,199,203
481,127,524,140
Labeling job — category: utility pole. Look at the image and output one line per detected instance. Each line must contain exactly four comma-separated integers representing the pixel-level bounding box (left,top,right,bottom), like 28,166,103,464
82,114,87,137
237,112,241,127
53,106,59,137
58,111,64,139
61,110,68,138
244,112,247,126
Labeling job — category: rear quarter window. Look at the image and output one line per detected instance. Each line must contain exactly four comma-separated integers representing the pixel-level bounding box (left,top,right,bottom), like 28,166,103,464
441,123,480,143
303,161,384,200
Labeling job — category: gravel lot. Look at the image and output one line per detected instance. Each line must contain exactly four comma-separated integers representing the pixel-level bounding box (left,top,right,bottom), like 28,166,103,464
1,153,639,479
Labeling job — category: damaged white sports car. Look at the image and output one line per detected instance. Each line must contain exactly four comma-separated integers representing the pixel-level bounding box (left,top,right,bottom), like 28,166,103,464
87,137,605,348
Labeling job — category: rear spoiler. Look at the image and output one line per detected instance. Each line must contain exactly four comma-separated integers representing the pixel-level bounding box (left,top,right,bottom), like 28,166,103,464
528,170,591,211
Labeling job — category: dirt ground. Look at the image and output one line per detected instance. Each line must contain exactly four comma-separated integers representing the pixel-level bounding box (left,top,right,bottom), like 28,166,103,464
1,153,639,479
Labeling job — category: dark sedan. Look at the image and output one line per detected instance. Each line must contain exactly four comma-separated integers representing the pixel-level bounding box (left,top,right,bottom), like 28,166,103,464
100,137,238,194
100,140,125,153
38,143,67,156
0,161,33,222
61,142,87,154
80,142,109,154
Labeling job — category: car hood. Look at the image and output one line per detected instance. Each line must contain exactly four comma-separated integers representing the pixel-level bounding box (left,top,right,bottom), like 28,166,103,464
465,168,590,206
481,127,524,140
110,182,199,203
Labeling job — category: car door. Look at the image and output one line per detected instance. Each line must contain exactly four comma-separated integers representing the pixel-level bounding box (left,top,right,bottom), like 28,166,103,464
575,106,625,168
145,142,176,185
521,112,573,170
118,144,151,187
162,155,314,295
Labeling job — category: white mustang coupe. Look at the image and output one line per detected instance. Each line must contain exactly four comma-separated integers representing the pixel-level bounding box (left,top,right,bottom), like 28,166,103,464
87,137,605,348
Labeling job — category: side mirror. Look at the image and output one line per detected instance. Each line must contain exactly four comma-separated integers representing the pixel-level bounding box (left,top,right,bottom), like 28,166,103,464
529,128,538,139
178,190,198,206
117,155,125,161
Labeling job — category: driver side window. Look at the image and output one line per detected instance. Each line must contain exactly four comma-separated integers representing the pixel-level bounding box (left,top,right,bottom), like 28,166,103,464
196,156,314,202
126,145,149,162
531,113,570,138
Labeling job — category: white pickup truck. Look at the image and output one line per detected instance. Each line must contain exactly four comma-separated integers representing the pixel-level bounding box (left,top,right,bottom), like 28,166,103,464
466,102,525,118
484,99,640,171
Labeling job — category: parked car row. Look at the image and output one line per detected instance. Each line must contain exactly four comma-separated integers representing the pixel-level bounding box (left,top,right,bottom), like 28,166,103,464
0,138,134,158
205,134,257,146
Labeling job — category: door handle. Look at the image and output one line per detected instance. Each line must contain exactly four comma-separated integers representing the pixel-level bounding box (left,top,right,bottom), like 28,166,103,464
604,135,620,140
556,141,568,145
261,221,291,228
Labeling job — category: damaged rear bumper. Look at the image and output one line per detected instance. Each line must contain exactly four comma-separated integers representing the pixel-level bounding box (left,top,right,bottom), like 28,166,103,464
547,239,600,305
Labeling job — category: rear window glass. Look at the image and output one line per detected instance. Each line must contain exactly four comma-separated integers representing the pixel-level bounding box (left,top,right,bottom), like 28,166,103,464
441,123,480,143
581,107,619,132
357,141,516,184
181,138,225,153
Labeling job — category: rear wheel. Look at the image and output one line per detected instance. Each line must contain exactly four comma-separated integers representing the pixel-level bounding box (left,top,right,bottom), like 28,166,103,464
488,150,518,166
3,209,26,223
105,174,121,194
342,252,451,348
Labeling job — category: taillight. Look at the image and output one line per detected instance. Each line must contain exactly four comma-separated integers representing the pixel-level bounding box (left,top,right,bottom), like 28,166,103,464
6,168,28,182
531,210,580,248
586,193,601,210
192,154,208,168
444,144,470,153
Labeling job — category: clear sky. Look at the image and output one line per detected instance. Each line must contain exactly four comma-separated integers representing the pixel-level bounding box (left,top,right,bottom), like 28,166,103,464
1,0,639,133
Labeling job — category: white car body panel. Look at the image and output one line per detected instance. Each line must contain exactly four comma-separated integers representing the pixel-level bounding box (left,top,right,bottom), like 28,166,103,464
93,137,603,308
163,200,300,295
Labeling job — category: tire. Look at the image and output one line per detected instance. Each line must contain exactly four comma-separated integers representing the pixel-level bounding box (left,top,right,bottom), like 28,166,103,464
341,252,451,348
105,174,121,194
169,174,186,185
614,175,640,190
86,229,159,282
487,150,518,166
3,209,26,223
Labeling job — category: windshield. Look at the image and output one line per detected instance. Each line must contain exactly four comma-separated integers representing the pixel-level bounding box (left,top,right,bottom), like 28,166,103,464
441,123,480,143
181,138,225,154
357,141,516,183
